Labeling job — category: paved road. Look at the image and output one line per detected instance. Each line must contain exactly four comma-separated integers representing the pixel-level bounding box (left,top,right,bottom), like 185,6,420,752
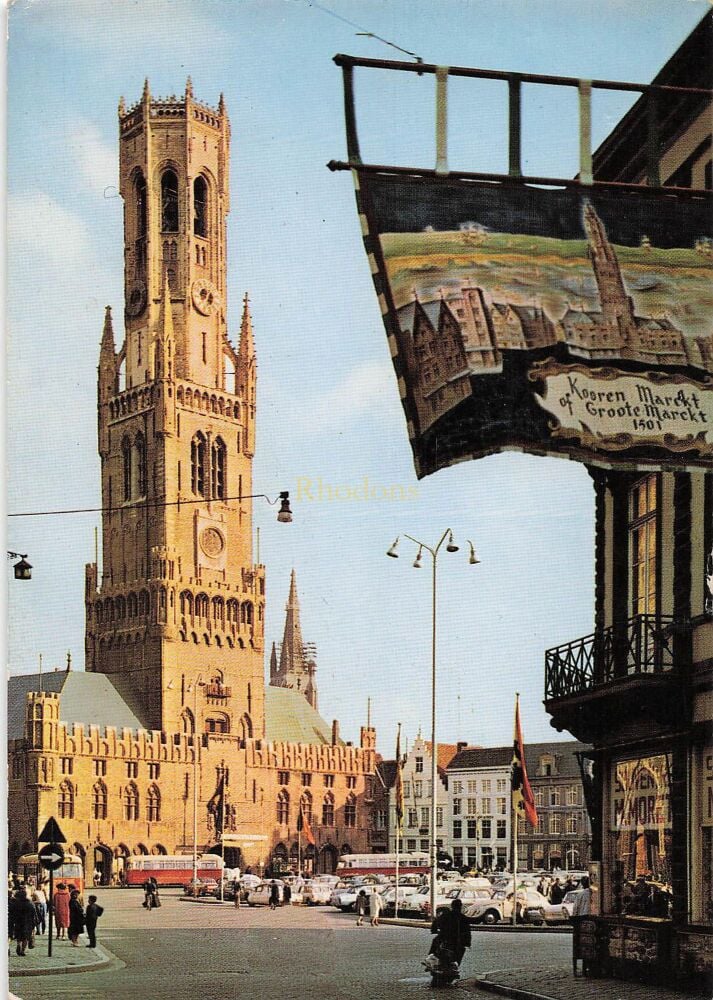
11,889,572,1000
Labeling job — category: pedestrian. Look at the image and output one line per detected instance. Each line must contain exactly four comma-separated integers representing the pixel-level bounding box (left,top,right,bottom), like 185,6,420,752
549,878,564,905
571,876,591,918
85,895,104,948
150,876,161,908
369,886,383,927
11,890,37,956
93,868,102,888
32,888,47,935
269,880,280,910
53,882,71,939
355,889,368,926
283,882,292,907
232,878,241,909
68,889,85,946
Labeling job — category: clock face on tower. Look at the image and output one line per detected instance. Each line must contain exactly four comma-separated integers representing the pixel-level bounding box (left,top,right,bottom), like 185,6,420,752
200,526,225,558
191,278,220,316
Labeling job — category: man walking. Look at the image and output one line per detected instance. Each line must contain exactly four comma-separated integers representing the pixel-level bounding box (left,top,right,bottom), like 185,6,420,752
269,881,280,910
85,895,104,949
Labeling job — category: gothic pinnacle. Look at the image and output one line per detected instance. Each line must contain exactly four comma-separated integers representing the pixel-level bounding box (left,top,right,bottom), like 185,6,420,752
118,96,126,116
185,76,193,99
101,305,116,354
142,77,151,102
218,92,226,114
239,292,255,357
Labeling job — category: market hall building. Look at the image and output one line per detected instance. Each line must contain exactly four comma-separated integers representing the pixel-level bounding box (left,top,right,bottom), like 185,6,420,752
7,80,377,883
544,17,713,989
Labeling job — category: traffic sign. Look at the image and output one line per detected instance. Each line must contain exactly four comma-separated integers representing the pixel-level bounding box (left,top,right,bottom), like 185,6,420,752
38,843,65,871
38,816,66,843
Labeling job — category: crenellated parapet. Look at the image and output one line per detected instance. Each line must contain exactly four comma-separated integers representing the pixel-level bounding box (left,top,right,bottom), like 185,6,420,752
246,738,376,775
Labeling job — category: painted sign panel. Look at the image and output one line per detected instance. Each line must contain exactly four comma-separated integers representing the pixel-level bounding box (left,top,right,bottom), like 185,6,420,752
610,754,671,832
355,174,713,476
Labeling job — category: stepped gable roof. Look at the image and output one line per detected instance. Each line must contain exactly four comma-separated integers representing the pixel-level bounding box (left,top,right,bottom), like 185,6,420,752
447,745,512,770
264,686,341,746
7,671,147,740
523,740,591,779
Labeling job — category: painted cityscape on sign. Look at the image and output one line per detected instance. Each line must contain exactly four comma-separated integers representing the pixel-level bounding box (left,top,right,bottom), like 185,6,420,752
359,176,713,472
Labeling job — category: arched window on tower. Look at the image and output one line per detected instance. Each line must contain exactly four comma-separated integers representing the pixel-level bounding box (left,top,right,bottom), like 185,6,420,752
135,171,147,238
161,170,179,233
124,782,139,821
193,176,208,238
122,435,132,501
134,433,147,497
58,781,75,820
181,709,195,736
191,433,206,496
277,789,290,825
147,784,161,823
211,437,226,499
92,781,108,820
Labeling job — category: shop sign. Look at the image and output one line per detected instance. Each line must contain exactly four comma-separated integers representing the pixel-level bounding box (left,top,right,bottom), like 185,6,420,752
610,755,671,831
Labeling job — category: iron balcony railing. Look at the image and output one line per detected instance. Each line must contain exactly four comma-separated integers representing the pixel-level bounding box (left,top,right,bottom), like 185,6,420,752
545,614,676,701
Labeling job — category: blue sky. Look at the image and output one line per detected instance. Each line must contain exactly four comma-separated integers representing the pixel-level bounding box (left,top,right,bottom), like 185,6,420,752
6,0,707,753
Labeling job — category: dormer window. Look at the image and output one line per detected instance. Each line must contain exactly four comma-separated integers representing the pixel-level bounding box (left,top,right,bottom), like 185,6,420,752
538,753,557,777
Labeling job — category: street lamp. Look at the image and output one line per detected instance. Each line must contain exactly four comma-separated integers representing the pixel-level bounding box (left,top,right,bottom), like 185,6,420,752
387,530,479,918
187,675,205,887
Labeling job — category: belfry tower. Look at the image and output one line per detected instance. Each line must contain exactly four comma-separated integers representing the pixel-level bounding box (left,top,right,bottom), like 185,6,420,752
269,570,318,709
84,80,265,738
583,201,636,345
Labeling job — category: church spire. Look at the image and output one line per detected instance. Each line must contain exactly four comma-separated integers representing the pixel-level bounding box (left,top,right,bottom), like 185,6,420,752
269,641,278,685
100,305,116,356
274,570,318,709
238,292,255,360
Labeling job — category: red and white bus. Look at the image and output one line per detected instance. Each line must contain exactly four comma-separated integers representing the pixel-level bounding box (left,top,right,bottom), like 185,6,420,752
16,853,86,894
336,853,429,878
124,854,224,887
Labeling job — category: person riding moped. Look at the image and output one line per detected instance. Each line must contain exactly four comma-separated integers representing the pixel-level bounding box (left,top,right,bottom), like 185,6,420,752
426,898,472,981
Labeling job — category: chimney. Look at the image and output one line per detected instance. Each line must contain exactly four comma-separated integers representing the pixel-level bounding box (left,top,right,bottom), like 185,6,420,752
457,741,468,752
331,720,339,745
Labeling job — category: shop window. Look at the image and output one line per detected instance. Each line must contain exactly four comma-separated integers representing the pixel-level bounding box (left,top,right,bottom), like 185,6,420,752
609,753,673,917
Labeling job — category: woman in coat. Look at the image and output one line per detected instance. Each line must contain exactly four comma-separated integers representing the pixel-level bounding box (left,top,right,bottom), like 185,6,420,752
68,889,85,946
369,886,384,926
53,883,71,939
11,890,38,956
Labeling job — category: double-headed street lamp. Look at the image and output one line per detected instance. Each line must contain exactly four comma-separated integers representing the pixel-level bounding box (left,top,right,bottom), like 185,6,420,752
387,530,479,918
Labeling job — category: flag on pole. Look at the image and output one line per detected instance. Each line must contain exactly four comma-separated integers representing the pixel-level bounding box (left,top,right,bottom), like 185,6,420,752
207,773,225,838
297,803,316,846
512,696,538,829
394,724,404,832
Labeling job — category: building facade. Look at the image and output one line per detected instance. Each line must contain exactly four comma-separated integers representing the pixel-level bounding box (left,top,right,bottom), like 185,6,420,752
545,18,712,989
387,738,458,857
8,80,376,882
446,747,512,871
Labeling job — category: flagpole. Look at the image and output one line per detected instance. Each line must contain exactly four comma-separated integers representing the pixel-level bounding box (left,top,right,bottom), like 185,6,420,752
220,761,225,902
512,693,519,927
395,722,401,919
298,814,302,876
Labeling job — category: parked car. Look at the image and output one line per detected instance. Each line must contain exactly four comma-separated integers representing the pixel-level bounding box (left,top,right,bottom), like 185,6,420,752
419,885,493,919
246,880,285,906
463,888,550,925
379,885,421,915
184,877,219,897
303,877,339,906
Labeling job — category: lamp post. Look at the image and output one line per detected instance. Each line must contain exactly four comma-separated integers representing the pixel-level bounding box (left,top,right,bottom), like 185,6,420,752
187,675,205,887
7,551,32,580
387,530,479,918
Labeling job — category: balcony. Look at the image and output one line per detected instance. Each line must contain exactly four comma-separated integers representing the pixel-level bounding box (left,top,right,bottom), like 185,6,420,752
545,615,687,742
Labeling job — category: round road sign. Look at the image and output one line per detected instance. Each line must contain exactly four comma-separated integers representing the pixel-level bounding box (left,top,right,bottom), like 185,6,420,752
38,843,65,871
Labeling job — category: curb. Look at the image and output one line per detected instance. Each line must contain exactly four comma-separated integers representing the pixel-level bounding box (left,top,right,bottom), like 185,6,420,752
475,977,554,1000
9,944,119,979
380,917,572,934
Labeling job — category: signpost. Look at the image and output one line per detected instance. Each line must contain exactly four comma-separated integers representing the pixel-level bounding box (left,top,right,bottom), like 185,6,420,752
37,816,67,958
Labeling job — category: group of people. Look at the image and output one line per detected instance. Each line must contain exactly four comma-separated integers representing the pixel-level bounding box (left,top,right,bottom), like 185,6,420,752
354,887,384,927
8,880,104,954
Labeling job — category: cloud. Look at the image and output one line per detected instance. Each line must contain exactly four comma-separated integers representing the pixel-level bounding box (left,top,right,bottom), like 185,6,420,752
8,189,93,273
69,120,118,196
302,360,398,430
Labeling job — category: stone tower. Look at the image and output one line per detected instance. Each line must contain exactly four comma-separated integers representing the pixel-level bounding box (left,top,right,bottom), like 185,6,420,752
85,80,265,738
583,201,636,345
270,570,318,709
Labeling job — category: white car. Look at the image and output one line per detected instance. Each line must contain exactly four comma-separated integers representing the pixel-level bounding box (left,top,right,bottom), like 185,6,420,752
418,885,493,919
303,877,338,905
246,880,285,906
463,888,549,925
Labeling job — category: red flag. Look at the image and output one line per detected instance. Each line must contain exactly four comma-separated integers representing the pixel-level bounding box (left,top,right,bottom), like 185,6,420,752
297,803,316,846
512,696,538,829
